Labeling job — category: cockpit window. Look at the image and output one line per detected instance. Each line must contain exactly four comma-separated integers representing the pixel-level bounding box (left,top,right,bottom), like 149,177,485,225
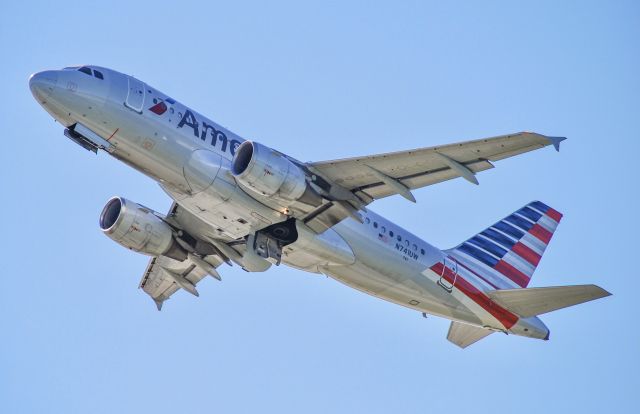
94,70,104,80
78,67,92,76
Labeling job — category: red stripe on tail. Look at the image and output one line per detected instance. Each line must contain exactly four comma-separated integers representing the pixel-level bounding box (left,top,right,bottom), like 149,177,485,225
546,208,563,223
529,224,553,244
431,263,519,329
511,242,542,266
455,259,500,290
494,260,529,288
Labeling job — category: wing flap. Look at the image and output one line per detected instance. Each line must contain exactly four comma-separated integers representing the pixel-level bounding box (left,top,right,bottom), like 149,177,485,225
139,253,224,310
354,159,494,201
487,285,611,317
447,321,494,349
133,202,231,310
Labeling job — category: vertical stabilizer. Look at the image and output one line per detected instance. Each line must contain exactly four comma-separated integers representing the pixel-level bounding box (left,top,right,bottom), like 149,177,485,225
448,201,562,289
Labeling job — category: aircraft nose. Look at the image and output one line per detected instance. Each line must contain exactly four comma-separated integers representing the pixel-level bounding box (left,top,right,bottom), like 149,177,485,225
29,70,58,101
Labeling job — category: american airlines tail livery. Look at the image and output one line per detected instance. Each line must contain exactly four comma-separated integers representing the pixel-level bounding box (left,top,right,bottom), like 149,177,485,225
30,65,610,348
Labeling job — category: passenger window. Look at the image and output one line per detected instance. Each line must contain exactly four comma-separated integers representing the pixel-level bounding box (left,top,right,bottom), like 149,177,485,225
373,222,378,229
389,230,394,237
420,248,425,255
93,70,104,79
78,67,92,76
405,240,410,247
381,226,386,234
397,235,402,242
365,217,370,224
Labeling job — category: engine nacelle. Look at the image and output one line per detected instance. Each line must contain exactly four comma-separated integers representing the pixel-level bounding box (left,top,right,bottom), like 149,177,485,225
99,197,187,261
231,141,321,206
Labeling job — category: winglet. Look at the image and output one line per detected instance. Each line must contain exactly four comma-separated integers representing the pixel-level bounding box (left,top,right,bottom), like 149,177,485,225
546,136,567,152
154,299,164,311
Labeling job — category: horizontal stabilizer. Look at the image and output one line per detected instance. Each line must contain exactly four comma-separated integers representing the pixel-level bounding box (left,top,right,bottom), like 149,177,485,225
487,284,611,317
447,321,494,349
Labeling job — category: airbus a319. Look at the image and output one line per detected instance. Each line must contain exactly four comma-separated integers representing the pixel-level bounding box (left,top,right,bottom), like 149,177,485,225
29,65,610,348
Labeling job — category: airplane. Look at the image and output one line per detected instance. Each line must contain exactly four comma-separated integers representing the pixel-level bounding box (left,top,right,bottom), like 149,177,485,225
29,65,610,348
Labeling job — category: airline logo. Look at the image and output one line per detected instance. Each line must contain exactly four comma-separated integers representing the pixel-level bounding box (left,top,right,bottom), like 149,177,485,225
453,201,562,288
148,97,175,115
146,97,242,156
425,201,564,329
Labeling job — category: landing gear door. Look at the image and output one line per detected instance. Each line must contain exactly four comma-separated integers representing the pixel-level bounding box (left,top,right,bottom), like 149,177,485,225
125,77,145,113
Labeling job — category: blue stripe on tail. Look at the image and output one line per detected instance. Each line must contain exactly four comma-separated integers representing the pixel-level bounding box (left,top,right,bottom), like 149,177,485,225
505,215,534,231
517,207,542,222
493,221,525,239
481,228,516,249
458,243,499,267
447,201,563,289
530,201,550,213
468,236,508,258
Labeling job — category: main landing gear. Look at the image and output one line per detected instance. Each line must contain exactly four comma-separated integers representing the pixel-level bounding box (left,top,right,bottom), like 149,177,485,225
252,218,298,265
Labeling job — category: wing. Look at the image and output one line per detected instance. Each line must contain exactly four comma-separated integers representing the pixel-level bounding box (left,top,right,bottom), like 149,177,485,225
308,132,565,203
302,132,564,232
139,253,224,310
137,203,230,310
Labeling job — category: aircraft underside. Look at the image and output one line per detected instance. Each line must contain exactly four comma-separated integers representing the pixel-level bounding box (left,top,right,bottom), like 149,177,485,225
29,64,610,348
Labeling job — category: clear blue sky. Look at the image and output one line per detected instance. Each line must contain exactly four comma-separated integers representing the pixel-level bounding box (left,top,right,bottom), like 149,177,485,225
1,1,637,413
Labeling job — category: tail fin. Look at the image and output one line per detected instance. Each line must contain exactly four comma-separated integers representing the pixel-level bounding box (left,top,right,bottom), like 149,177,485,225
448,201,563,289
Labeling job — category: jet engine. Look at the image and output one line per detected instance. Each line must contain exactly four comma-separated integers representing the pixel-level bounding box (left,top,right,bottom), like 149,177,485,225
99,197,187,261
231,141,321,206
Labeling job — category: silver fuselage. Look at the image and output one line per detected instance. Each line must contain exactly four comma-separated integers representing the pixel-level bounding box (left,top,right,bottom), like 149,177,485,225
29,66,548,339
